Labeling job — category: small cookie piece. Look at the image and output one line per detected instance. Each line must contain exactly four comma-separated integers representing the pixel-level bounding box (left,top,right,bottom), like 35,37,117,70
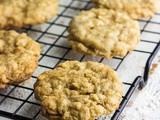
0,0,58,28
34,61,123,120
68,8,140,59
92,0,160,19
0,30,41,88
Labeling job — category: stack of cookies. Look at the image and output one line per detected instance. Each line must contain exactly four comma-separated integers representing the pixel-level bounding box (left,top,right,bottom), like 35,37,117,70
0,0,160,120
68,8,140,59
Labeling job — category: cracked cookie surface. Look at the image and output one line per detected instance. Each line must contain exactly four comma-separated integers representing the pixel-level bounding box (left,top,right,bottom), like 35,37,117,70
92,0,160,19
0,30,41,88
34,61,123,120
0,0,58,28
68,9,140,59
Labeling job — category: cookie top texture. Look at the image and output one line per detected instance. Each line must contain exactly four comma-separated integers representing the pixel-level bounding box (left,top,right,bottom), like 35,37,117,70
0,30,41,88
34,61,123,120
92,0,160,19
0,0,59,28
68,9,140,59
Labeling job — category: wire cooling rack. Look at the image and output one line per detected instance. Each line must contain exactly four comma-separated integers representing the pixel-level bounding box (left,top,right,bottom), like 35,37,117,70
0,0,160,120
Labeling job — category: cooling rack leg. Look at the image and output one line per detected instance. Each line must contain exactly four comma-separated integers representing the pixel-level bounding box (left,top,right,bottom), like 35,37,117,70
111,76,143,120
139,78,146,89
140,42,160,89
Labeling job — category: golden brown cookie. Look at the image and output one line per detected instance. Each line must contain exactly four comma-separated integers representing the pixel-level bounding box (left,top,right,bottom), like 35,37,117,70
92,0,160,19
0,30,41,88
0,0,59,28
34,61,123,120
68,8,140,59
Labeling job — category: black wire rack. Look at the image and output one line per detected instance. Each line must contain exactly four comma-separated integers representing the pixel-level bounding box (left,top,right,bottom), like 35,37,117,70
0,0,160,120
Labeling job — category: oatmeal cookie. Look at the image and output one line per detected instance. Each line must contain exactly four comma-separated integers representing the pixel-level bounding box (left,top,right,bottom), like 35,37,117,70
0,0,58,28
0,30,41,88
34,61,123,120
68,8,140,59
92,0,160,19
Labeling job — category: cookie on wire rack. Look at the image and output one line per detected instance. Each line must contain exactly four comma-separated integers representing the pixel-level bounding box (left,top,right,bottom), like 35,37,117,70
0,30,41,88
68,8,140,59
92,0,160,19
34,61,123,120
0,0,59,28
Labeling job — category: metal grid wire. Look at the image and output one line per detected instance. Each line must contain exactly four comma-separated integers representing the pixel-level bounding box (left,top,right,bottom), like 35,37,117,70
0,0,160,120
